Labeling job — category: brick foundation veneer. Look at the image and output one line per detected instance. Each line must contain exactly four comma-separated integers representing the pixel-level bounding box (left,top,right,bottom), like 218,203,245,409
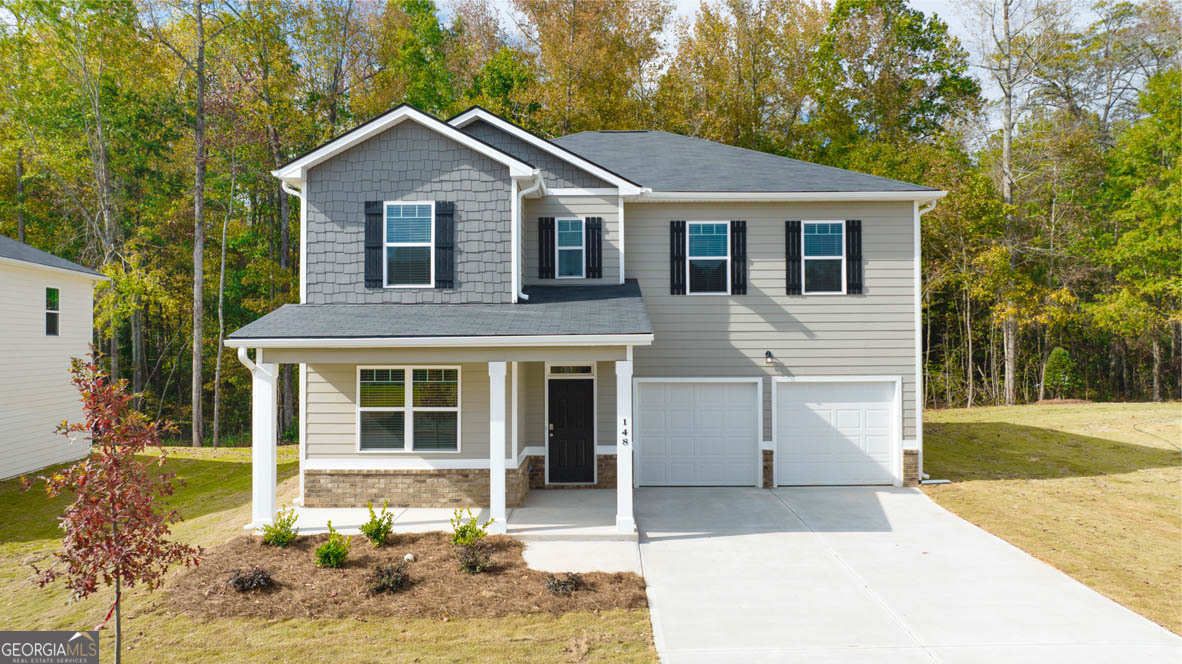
903,449,920,487
762,450,774,488
304,464,530,509
524,454,617,489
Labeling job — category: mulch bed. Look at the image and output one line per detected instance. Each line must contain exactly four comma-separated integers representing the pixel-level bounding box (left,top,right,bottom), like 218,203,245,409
168,532,647,620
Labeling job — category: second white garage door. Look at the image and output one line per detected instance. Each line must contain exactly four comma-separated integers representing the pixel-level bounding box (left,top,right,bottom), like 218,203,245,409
776,379,898,486
636,380,759,486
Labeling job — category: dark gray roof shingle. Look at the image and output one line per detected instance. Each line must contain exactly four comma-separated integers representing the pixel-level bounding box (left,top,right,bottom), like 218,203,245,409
0,234,104,277
551,130,936,193
228,280,651,340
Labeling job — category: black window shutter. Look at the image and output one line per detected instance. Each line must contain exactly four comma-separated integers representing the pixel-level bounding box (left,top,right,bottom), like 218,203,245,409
670,220,686,295
730,220,747,295
364,201,384,288
434,201,455,288
846,219,863,294
785,220,802,295
538,217,555,279
586,217,603,279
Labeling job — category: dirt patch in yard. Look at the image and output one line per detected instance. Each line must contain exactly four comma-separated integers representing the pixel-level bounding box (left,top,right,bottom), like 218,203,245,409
168,532,646,620
1033,398,1092,405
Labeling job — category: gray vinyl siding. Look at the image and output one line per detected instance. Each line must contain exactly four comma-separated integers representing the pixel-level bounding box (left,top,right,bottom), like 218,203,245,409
305,120,512,304
523,195,620,285
624,201,918,441
460,119,609,189
306,362,510,461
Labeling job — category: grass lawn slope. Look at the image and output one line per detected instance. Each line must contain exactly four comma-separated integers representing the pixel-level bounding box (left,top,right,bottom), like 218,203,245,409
923,402,1181,634
0,446,657,663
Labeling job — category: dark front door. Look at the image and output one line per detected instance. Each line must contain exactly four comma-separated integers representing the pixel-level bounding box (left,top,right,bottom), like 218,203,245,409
548,379,595,483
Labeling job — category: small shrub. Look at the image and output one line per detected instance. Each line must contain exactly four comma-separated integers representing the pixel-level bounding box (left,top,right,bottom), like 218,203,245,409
544,573,585,596
1044,347,1078,398
450,507,494,546
359,500,394,547
455,541,491,574
367,561,410,594
227,567,273,593
262,507,299,547
314,521,352,568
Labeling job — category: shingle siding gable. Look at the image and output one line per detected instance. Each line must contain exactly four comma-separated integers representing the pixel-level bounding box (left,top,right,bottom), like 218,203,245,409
305,121,513,304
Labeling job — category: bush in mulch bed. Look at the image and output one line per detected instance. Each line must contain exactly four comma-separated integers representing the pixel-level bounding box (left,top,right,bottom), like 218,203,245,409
544,573,585,596
227,567,274,593
455,541,492,574
168,532,646,620
367,561,410,595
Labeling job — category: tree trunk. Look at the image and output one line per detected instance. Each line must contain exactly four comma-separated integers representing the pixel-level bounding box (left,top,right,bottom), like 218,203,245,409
15,149,25,243
132,309,145,395
1151,334,1161,402
213,193,228,447
1003,317,1017,405
964,289,974,407
109,323,120,381
191,0,207,448
114,576,121,664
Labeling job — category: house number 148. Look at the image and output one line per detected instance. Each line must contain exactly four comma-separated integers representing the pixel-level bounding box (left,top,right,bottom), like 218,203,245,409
619,418,629,446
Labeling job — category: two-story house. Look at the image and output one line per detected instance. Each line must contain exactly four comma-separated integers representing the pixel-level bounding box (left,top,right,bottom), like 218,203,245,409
227,105,944,534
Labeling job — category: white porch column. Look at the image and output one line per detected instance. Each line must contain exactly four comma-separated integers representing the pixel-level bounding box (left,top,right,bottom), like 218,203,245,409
488,361,508,534
615,358,636,533
246,349,277,528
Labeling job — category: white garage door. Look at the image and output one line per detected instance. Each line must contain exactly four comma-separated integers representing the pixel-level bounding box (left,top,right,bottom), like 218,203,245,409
637,381,759,486
776,380,897,485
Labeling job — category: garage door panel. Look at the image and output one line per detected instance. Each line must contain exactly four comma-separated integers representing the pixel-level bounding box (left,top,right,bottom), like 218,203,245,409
777,381,896,486
638,381,758,487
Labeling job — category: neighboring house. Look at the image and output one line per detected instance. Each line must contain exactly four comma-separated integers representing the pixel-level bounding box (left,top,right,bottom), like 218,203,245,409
0,235,105,479
228,105,944,533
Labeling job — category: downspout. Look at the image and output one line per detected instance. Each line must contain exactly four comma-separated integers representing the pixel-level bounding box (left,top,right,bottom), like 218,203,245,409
516,174,545,301
279,179,305,303
915,198,940,484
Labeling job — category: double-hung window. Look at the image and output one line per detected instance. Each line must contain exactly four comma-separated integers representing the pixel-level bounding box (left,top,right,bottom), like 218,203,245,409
687,222,729,294
803,222,844,294
556,218,584,278
45,287,59,336
384,202,434,287
358,367,460,451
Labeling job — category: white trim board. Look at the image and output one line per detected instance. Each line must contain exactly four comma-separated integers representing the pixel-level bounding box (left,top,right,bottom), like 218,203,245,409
447,107,642,195
273,105,536,186
225,333,654,349
628,191,947,203
305,456,523,471
771,375,904,488
632,377,764,488
0,255,108,281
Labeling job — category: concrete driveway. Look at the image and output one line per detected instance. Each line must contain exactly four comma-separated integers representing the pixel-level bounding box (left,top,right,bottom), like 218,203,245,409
637,487,1180,663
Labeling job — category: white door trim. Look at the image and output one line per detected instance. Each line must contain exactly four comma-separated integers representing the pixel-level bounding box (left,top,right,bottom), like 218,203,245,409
771,375,903,487
632,377,763,488
544,362,598,485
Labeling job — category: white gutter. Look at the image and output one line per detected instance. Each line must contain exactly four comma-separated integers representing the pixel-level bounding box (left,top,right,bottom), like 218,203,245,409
280,181,306,302
914,197,940,482
224,333,654,349
515,175,545,301
630,190,948,203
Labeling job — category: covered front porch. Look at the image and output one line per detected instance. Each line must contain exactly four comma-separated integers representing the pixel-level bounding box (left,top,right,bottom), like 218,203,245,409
225,282,653,537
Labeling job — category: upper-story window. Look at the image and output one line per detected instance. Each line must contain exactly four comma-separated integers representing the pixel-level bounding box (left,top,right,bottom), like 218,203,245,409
803,222,845,294
385,202,435,287
556,218,584,278
687,222,729,294
45,287,59,336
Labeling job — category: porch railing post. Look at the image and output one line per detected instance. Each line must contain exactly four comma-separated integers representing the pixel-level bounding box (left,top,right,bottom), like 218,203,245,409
615,358,636,533
488,361,508,534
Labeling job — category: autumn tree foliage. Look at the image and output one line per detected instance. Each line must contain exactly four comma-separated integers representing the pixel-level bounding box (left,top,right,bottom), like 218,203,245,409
24,352,201,663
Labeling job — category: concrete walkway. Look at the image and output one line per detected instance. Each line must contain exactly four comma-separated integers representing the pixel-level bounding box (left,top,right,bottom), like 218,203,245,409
637,487,1180,663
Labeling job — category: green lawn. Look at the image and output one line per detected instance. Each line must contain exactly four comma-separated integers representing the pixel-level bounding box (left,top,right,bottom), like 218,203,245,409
0,447,657,663
923,402,1181,634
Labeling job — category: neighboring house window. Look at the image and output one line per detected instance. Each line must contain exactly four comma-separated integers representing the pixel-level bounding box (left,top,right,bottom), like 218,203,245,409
384,202,434,287
556,218,584,278
687,222,729,294
358,367,460,452
803,222,845,294
45,287,59,336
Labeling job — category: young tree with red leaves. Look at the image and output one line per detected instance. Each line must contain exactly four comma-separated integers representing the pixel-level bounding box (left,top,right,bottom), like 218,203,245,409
24,352,201,663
